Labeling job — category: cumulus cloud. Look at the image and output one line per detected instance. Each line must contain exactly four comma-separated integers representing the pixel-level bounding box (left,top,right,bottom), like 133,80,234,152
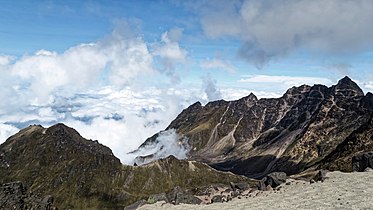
10,23,155,104
197,0,373,68
201,58,236,73
201,74,222,101
153,28,188,82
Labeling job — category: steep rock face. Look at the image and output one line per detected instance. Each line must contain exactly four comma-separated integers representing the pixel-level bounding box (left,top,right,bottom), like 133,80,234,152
318,112,373,172
0,124,253,209
138,77,373,178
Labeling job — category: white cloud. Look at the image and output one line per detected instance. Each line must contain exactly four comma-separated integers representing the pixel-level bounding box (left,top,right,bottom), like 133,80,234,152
0,21,190,111
201,58,236,73
0,124,19,144
221,88,281,100
363,82,373,93
239,75,333,88
10,26,155,104
0,55,14,66
153,29,188,82
127,129,190,166
0,84,205,164
355,80,373,94
198,0,373,68
201,74,222,101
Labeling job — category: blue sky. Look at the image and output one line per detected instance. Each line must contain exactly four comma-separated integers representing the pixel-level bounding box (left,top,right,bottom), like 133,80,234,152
0,0,373,163
1,0,372,90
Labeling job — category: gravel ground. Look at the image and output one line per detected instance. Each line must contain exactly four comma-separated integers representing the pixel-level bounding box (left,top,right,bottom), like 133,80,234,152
139,170,373,210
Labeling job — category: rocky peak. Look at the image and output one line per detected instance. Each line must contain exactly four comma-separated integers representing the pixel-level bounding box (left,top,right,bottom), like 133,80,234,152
205,99,228,108
334,76,364,97
230,93,258,110
337,76,356,86
240,93,258,106
283,84,311,96
243,93,258,101
189,101,202,109
139,76,373,178
46,123,81,140
362,92,373,111
281,85,311,103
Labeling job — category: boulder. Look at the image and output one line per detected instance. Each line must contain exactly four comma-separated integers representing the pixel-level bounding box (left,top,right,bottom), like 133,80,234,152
257,180,267,191
175,193,202,205
230,182,249,191
211,195,223,203
352,152,373,172
311,169,328,182
166,187,202,205
364,167,373,172
262,172,287,188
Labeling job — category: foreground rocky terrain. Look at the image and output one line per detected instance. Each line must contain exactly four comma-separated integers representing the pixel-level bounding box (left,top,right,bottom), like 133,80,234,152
139,170,373,210
137,76,373,178
0,124,254,209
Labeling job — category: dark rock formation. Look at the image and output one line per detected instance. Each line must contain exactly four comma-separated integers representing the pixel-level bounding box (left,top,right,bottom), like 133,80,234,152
262,172,287,188
0,181,56,210
311,170,329,183
352,152,373,172
136,76,373,177
211,195,223,203
0,124,252,209
230,182,250,191
318,113,373,172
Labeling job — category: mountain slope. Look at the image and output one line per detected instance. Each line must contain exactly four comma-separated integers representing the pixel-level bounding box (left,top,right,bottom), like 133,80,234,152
137,77,373,178
0,124,253,209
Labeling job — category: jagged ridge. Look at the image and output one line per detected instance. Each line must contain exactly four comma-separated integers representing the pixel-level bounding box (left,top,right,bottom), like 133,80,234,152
137,76,373,178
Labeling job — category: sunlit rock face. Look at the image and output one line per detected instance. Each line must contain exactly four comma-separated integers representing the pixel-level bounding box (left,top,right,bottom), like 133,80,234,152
138,76,373,178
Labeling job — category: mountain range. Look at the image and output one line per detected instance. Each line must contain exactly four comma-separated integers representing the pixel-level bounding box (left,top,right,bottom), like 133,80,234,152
135,76,373,177
1,76,372,209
